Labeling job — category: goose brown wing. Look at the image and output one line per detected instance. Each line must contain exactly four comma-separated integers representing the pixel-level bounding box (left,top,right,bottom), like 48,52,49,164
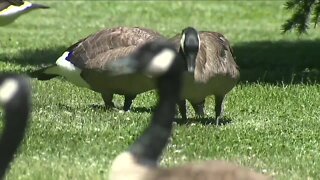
137,27,164,37
67,27,164,69
196,32,239,81
81,45,139,70
200,31,235,58
80,45,153,94
5,0,23,6
0,1,11,11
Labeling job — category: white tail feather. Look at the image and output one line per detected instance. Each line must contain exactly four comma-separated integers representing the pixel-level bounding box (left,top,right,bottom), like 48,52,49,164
44,51,90,88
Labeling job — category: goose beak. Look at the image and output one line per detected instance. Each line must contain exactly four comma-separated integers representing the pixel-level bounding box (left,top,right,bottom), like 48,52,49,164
105,57,139,76
186,53,196,72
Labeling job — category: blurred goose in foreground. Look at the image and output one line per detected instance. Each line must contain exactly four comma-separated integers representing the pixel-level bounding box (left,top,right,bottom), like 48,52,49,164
0,0,49,26
0,74,31,179
170,27,240,124
107,40,269,180
30,26,165,111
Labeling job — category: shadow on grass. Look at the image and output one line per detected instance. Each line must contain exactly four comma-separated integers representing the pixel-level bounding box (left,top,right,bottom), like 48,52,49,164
89,104,155,114
0,46,66,71
2,40,320,84
130,106,154,113
89,104,107,111
57,103,107,113
57,103,76,113
233,40,320,84
174,116,233,126
57,103,129,113
88,104,155,114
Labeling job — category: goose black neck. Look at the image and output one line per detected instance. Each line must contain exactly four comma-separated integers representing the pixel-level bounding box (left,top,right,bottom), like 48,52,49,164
0,75,30,179
178,47,188,70
129,72,181,163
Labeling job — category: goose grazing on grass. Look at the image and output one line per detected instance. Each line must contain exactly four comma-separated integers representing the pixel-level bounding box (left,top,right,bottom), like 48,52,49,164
0,0,49,26
170,27,240,124
30,26,165,111
0,74,31,179
107,40,270,180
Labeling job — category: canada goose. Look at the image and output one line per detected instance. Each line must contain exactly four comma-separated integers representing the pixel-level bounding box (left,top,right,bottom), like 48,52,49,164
0,74,31,179
0,0,49,26
170,27,240,124
107,40,270,180
30,26,165,111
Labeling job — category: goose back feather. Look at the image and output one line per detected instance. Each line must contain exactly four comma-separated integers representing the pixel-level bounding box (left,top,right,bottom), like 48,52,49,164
70,27,164,69
146,160,270,180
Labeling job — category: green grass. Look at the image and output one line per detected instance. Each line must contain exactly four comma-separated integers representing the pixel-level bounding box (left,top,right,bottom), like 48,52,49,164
1,1,320,179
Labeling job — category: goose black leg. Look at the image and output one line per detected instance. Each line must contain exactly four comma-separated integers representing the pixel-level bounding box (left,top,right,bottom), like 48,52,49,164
101,93,115,109
215,95,225,125
177,99,187,120
191,99,205,117
123,95,136,111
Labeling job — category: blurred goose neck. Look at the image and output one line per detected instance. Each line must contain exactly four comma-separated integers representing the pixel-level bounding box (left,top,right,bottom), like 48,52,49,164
0,75,30,179
129,71,182,163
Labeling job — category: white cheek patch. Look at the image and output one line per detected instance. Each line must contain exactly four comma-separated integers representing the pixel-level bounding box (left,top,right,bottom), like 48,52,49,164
146,49,175,76
0,78,19,104
180,33,185,53
197,33,201,50
0,1,32,16
219,36,226,42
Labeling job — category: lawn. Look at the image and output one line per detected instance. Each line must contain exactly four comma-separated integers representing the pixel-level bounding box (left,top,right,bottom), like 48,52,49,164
1,1,320,179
